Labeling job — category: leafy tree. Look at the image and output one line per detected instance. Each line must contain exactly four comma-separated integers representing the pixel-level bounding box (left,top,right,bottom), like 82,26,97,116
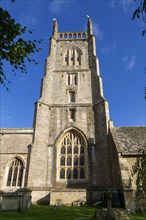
132,150,146,201
132,0,146,35
0,7,42,91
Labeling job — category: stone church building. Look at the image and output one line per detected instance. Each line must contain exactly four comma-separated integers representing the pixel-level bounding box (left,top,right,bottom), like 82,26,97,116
0,18,145,211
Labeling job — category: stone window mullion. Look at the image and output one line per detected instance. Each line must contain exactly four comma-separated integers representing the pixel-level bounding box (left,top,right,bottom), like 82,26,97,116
11,165,15,186
6,158,24,187
16,165,20,186
59,131,86,180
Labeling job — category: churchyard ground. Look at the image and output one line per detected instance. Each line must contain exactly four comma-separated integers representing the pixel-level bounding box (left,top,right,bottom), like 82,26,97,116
0,205,146,220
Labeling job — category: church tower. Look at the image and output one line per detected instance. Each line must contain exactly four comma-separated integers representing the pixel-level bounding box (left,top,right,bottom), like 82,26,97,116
26,17,112,204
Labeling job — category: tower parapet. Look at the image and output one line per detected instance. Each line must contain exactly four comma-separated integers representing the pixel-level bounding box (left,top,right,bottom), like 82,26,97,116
58,32,87,40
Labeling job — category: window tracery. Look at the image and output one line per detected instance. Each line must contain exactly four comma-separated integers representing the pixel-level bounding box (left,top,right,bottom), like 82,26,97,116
64,47,81,66
6,157,24,187
58,131,86,180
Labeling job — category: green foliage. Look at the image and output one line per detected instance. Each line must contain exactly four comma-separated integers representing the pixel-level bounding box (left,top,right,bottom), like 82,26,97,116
132,150,146,200
132,0,146,35
0,7,42,91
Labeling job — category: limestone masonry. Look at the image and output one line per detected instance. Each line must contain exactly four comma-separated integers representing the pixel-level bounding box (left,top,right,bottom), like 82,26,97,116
0,18,145,211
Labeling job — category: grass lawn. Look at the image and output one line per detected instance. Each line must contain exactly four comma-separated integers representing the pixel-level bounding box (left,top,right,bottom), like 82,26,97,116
0,205,146,220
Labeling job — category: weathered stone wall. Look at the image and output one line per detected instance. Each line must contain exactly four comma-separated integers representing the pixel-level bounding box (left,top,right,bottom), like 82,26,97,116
109,126,146,211
0,129,33,190
50,189,86,206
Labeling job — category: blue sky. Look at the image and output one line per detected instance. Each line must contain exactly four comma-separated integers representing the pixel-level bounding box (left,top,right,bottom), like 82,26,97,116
1,0,145,128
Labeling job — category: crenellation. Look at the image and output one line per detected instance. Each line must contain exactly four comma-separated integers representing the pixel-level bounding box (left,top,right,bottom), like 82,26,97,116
58,32,87,40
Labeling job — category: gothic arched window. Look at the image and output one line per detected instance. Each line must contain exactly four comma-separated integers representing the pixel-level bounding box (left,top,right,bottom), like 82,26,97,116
59,131,87,180
64,47,82,66
6,158,24,187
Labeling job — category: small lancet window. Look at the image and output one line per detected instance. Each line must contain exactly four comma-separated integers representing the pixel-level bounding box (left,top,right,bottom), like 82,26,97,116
80,168,85,179
80,155,84,166
70,109,75,121
80,146,84,154
73,167,78,179
67,146,72,154
61,146,65,154
67,156,72,166
74,156,78,166
74,74,77,85
66,168,71,179
60,156,65,166
60,34,63,39
64,34,67,38
12,166,18,186
78,33,81,38
73,33,76,39
82,33,85,38
69,91,75,103
74,146,78,154
60,168,65,179
69,34,72,38
18,166,23,186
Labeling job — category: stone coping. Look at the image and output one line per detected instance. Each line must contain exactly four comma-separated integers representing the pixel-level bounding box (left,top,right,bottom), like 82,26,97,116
0,128,33,134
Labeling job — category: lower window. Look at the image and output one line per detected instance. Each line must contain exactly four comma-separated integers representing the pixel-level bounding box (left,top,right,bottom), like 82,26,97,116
58,131,86,180
6,158,24,187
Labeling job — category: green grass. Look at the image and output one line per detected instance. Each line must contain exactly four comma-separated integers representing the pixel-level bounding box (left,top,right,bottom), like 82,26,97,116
0,205,146,220
130,213,146,220
0,205,96,220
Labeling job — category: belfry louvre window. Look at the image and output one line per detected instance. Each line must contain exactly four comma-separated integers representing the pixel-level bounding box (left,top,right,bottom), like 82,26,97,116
64,47,81,66
7,158,24,187
68,73,77,85
59,131,86,180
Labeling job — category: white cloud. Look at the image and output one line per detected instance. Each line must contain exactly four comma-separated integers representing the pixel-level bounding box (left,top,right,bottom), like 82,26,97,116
109,0,116,10
101,42,117,54
101,46,111,54
121,0,133,7
123,55,128,62
123,55,137,71
93,22,103,40
0,107,12,128
121,0,133,12
49,0,68,14
21,16,38,28
19,2,41,28
109,0,133,12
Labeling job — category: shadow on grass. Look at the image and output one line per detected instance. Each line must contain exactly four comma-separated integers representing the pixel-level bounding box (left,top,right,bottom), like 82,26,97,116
0,205,96,220
0,205,146,220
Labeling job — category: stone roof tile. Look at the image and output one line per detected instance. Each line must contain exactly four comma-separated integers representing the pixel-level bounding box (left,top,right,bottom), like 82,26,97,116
110,127,146,154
